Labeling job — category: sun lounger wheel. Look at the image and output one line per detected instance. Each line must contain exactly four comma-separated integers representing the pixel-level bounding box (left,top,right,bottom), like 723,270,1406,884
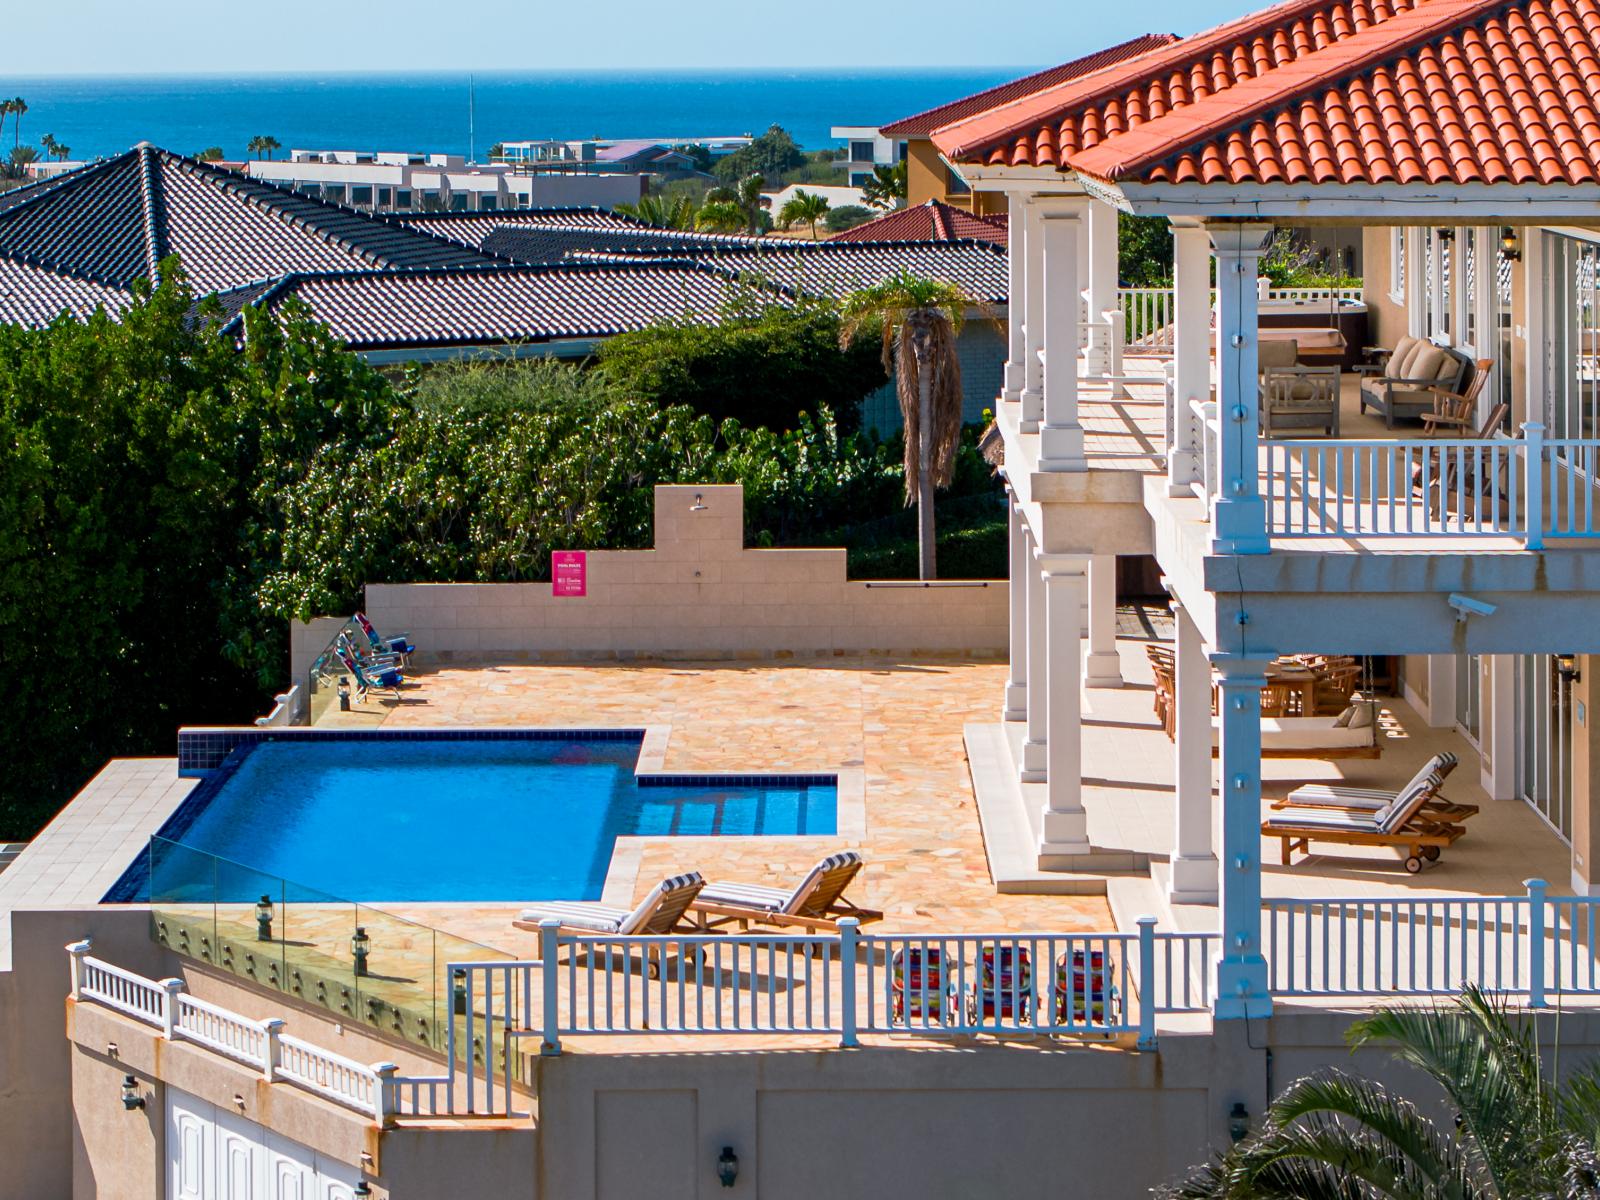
1421,846,1440,861
1404,855,1423,874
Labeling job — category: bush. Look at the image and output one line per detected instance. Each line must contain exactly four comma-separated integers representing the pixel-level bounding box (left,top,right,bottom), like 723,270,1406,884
825,205,874,232
713,125,805,183
596,302,887,433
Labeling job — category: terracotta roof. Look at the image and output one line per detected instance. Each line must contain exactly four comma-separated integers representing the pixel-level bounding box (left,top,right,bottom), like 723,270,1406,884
934,0,1600,189
0,146,495,293
827,200,1008,245
218,261,769,350
878,34,1181,137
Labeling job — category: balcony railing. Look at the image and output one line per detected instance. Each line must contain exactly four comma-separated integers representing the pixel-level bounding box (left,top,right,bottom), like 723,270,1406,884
1119,285,1366,356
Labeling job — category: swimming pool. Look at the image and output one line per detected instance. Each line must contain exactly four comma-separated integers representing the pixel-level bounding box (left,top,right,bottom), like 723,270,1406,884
113,735,836,903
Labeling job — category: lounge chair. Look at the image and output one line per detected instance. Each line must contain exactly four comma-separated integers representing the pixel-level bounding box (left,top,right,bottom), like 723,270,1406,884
1263,770,1468,872
337,648,403,701
513,871,705,937
1279,752,1472,818
354,611,415,664
688,851,883,933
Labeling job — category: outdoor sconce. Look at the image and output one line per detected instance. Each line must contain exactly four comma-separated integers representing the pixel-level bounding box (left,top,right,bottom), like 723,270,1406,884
1501,227,1522,262
717,1146,739,1188
1228,1102,1250,1143
256,895,274,942
1558,655,1582,685
337,676,352,711
351,927,371,978
354,1183,373,1199
690,493,708,512
1435,227,1454,242
120,1074,145,1111
452,968,468,1015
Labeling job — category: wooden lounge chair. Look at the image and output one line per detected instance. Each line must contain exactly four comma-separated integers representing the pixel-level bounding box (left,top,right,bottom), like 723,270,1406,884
514,871,705,937
1419,359,1494,436
1277,751,1477,824
1263,773,1468,873
687,852,883,933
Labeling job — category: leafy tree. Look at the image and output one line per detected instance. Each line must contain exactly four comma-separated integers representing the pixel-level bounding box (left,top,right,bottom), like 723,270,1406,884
860,162,907,211
778,188,830,239
713,125,804,183
840,272,971,579
1165,987,1600,1199
825,204,874,233
197,147,226,162
673,143,713,172
1118,213,1175,286
617,193,697,230
696,200,745,233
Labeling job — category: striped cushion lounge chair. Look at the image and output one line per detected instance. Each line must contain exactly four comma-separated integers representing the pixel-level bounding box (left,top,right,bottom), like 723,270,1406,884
1262,773,1467,873
513,872,705,936
1276,752,1477,823
688,852,883,933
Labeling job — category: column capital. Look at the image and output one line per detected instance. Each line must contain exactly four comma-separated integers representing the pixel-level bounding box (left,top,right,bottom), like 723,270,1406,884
1204,221,1274,255
1210,654,1273,682
1034,550,1089,578
1032,192,1090,218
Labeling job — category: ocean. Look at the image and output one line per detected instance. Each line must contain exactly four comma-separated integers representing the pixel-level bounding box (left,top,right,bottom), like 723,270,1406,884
3,70,1032,162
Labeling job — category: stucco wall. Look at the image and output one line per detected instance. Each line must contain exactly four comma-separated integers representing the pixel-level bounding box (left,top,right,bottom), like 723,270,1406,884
1362,226,1407,350
356,485,1007,663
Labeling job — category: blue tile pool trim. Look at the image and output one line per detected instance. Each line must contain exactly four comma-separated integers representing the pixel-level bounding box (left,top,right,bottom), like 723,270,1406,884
637,773,837,788
177,725,647,776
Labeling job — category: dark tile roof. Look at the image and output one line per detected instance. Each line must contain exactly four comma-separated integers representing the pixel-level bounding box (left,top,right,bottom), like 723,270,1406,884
827,200,1007,246
479,223,758,264
0,255,131,326
394,208,654,249
0,146,496,294
571,238,1010,305
222,261,771,351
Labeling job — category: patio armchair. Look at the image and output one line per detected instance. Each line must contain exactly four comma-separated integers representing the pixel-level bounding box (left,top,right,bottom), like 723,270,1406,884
1259,340,1341,438
1416,401,1513,517
336,647,403,701
1359,337,1474,428
354,611,415,665
687,851,883,933
1419,358,1494,436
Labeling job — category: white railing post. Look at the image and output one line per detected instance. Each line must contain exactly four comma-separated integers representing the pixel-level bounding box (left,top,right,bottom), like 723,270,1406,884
540,920,562,1056
1136,917,1158,1050
261,1017,285,1081
372,1062,398,1126
160,978,185,1041
839,918,860,1048
1523,423,1546,550
66,940,92,1000
1527,878,1548,1008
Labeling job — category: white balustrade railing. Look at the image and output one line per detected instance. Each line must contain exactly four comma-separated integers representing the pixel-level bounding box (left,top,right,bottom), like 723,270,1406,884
67,942,439,1124
1118,285,1365,357
1188,398,1219,503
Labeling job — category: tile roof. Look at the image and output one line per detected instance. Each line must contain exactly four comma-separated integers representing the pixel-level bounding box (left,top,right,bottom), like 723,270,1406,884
0,146,494,293
223,262,768,350
0,256,131,326
879,34,1181,137
933,0,1600,189
826,200,1008,245
479,223,758,264
395,208,653,249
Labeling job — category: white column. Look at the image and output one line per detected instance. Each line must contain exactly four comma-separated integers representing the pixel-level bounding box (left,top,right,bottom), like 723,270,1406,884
1169,601,1217,904
1020,199,1045,432
1040,553,1089,853
1083,554,1123,688
1168,221,1211,496
1040,203,1087,472
1085,198,1119,377
1002,198,1025,403
1019,526,1047,781
1003,492,1028,721
1207,223,1273,554
1405,226,1428,340
1213,656,1271,1018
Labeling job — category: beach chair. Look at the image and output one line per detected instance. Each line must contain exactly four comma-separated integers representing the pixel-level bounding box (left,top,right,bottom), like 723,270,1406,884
337,649,403,702
1278,752,1475,821
964,945,1034,1023
514,872,706,978
1262,773,1468,873
687,851,883,933
1053,948,1121,1029
891,946,952,1025
354,611,415,664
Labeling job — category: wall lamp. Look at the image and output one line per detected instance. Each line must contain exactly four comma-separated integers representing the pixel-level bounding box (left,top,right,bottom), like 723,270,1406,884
690,493,708,512
1558,654,1582,685
121,1074,145,1111
717,1146,739,1188
1228,1102,1250,1143
1501,227,1522,262
353,1183,373,1198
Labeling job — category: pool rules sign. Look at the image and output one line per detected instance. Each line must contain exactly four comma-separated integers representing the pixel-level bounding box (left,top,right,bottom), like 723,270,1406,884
551,551,587,597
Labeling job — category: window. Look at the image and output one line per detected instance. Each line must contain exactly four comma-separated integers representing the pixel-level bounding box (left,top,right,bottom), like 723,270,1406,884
849,140,875,163
350,185,373,206
480,194,497,211
395,188,412,209
1544,232,1600,443
450,192,468,211
1390,228,1406,302
945,168,970,196
377,186,393,208
1462,228,1477,346
323,184,346,204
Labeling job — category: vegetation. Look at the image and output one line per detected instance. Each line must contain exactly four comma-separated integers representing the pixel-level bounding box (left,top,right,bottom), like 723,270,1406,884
39,134,70,162
1260,229,1362,289
702,174,768,234
825,205,874,233
615,193,699,230
1165,987,1600,1198
196,147,226,163
1119,213,1175,287
860,162,907,210
246,135,282,161
713,124,804,183
841,272,971,579
777,188,830,238
672,143,714,173
2,97,26,154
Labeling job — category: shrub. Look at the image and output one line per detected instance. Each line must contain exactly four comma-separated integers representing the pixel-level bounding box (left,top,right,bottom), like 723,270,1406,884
825,205,874,232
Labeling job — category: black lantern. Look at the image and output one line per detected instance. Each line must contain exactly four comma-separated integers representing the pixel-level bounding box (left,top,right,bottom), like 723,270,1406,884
1558,654,1582,685
1501,227,1522,262
337,676,352,711
1228,1101,1250,1142
255,895,274,942
351,927,371,978
452,968,468,1015
353,1184,373,1199
121,1074,145,1111
716,1146,738,1188
1435,227,1455,242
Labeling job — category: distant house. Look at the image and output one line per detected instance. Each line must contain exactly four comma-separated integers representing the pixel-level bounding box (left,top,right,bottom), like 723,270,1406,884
827,125,906,187
761,183,870,225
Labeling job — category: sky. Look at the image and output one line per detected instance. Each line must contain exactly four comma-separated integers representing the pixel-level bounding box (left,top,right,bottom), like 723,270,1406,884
7,0,1217,74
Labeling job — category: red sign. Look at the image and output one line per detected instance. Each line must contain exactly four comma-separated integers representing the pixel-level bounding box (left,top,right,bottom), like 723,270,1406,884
551,551,587,597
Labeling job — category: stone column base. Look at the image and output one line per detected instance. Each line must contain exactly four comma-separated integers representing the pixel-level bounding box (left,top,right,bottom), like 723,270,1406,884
1083,652,1125,689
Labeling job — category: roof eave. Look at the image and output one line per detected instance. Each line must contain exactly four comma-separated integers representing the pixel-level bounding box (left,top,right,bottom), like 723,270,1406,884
1108,180,1600,222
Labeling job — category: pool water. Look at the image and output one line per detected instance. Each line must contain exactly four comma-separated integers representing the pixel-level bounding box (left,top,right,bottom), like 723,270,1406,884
145,739,836,903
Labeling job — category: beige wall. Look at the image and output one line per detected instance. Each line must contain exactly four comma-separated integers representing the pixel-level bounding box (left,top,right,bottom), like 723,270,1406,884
1362,226,1408,350
357,486,1007,663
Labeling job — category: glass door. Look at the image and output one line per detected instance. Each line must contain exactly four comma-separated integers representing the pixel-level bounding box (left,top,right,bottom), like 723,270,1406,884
1518,653,1574,842
1454,652,1481,746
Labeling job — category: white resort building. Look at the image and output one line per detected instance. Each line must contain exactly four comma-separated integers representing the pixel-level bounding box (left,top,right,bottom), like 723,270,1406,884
9,0,1600,1197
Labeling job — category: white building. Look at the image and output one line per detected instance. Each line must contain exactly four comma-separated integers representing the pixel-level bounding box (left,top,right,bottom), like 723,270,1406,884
828,124,906,187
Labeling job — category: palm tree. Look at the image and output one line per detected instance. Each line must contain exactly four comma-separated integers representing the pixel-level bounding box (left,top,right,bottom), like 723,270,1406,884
695,200,745,234
39,133,55,160
861,162,906,211
11,98,26,153
260,135,281,161
1165,987,1600,1199
840,272,971,580
0,101,12,154
247,135,281,161
616,193,696,230
52,142,70,162
778,188,830,239
705,174,766,234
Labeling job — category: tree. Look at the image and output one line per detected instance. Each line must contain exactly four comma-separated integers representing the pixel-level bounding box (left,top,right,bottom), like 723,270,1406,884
616,193,697,230
840,273,971,579
673,143,713,173
10,97,25,152
247,135,281,161
196,147,226,162
8,145,37,175
703,173,766,234
713,125,804,183
1119,213,1175,286
825,204,873,233
860,162,906,211
695,201,744,233
0,101,10,154
1165,987,1600,1199
778,188,830,239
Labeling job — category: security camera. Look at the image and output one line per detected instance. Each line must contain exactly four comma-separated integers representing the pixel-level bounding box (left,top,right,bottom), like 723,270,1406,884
1447,593,1497,622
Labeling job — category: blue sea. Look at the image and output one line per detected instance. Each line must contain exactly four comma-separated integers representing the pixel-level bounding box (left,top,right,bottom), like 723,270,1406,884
6,70,1031,162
